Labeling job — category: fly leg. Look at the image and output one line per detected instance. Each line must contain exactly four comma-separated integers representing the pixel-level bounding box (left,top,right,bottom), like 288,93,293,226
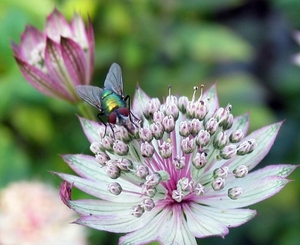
124,95,142,127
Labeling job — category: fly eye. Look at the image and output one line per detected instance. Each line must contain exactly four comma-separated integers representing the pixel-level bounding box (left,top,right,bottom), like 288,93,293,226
108,112,117,124
117,108,130,117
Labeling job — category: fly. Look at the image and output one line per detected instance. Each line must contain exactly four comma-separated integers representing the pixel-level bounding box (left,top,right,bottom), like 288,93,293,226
76,63,140,136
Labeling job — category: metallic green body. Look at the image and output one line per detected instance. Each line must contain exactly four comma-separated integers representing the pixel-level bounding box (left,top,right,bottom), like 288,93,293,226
101,89,126,116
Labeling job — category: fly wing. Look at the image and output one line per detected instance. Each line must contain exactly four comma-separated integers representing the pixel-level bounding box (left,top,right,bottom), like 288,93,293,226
104,63,124,96
76,85,103,110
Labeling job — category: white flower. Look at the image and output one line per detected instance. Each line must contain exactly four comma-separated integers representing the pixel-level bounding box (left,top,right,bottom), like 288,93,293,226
0,181,87,245
56,85,296,245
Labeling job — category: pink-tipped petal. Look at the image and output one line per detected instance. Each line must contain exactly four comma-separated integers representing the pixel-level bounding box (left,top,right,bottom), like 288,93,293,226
61,37,87,85
231,122,282,171
18,26,44,59
132,85,151,117
86,17,95,84
79,116,103,143
202,84,219,118
45,8,72,42
15,57,61,98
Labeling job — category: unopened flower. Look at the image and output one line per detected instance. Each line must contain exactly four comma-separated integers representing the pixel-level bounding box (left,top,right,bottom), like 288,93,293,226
56,85,296,245
0,181,87,245
12,8,94,102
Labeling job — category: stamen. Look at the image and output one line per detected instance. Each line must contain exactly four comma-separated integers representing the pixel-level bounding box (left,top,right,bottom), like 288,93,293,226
197,84,204,101
168,85,171,97
191,86,198,102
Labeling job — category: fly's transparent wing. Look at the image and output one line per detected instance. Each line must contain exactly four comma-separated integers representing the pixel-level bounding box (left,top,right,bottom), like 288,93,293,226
76,85,103,110
104,63,124,96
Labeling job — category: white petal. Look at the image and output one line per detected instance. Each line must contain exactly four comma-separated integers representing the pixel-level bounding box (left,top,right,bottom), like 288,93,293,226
231,122,281,171
56,172,142,203
189,204,256,228
202,84,219,119
120,206,197,245
184,203,229,238
200,174,290,209
132,86,151,118
70,199,160,233
79,117,102,143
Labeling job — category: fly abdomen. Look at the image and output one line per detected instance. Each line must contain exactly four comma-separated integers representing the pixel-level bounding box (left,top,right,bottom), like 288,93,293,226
101,89,126,116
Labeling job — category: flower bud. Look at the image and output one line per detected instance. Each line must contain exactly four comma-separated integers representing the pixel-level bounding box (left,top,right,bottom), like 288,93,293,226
228,186,243,200
108,182,122,195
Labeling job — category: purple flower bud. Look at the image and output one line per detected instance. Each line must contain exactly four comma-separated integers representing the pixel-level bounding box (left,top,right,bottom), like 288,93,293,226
181,137,195,154
90,142,102,154
113,140,129,156
153,111,164,123
190,119,201,135
233,165,249,178
212,177,226,191
141,198,155,211
228,186,243,200
144,98,161,119
139,126,153,142
144,172,162,188
192,152,207,169
213,132,228,149
172,190,185,202
213,167,229,179
237,139,257,155
141,185,156,197
194,183,205,196
116,158,133,172
130,205,145,218
95,151,110,166
230,129,244,143
108,182,122,195
179,121,191,137
135,165,149,179
140,142,155,158
165,103,179,121
173,156,186,170
106,161,121,179
101,136,114,151
162,115,175,133
158,141,173,158
195,130,210,147
220,144,237,159
178,96,189,113
205,117,218,135
150,122,164,139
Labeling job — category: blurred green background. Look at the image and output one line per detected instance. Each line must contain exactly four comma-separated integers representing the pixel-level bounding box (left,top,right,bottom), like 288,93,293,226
1,0,300,244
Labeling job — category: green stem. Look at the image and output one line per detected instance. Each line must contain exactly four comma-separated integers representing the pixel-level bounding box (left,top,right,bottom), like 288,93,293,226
77,102,97,121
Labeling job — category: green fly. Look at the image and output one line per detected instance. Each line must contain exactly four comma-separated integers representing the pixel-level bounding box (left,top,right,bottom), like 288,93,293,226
76,63,139,135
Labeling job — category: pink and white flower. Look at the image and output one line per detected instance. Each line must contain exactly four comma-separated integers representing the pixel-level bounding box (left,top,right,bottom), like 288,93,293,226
0,181,87,245
12,8,94,102
56,85,296,245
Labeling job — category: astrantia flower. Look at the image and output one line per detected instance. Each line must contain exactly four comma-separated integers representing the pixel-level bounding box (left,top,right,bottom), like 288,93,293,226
0,181,87,245
56,85,296,245
12,8,94,102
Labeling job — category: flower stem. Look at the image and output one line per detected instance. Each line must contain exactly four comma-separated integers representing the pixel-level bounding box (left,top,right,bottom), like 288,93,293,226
77,102,97,121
